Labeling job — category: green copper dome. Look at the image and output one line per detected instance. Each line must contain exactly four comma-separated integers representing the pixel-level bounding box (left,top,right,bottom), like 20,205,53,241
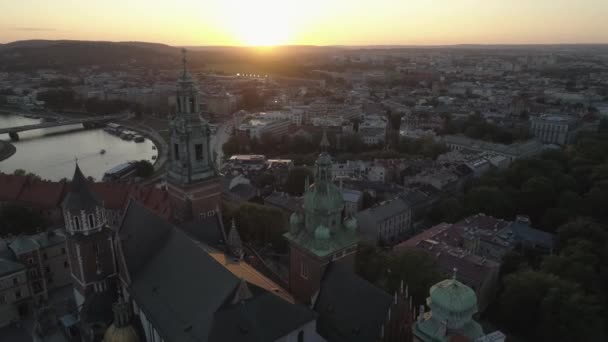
314,224,330,240
344,216,357,231
290,212,302,226
429,277,477,315
304,184,344,216
413,274,484,342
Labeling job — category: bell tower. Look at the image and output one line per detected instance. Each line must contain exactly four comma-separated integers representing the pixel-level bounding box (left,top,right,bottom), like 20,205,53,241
63,164,116,307
284,131,359,303
166,49,221,222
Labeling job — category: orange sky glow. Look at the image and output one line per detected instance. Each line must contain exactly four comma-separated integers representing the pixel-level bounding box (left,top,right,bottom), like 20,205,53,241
2,0,607,46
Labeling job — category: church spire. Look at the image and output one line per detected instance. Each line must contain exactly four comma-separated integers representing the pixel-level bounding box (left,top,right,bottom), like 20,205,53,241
320,127,330,151
231,278,253,304
181,48,189,79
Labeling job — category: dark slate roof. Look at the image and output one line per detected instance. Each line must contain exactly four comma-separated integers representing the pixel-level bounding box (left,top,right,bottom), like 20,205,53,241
510,221,554,249
208,283,316,342
314,263,392,342
0,258,25,277
0,323,33,342
356,197,409,223
62,164,100,211
119,201,315,342
228,183,258,201
179,214,226,249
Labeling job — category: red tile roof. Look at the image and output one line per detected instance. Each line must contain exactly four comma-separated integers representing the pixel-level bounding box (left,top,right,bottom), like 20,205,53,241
17,178,67,209
0,173,171,219
0,173,27,202
91,182,132,210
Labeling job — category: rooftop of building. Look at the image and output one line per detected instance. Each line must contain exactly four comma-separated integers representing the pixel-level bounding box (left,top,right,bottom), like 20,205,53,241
118,201,315,342
356,197,409,223
0,257,25,277
442,134,545,157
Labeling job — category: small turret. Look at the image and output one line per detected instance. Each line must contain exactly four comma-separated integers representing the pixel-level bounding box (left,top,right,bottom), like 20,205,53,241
227,219,244,260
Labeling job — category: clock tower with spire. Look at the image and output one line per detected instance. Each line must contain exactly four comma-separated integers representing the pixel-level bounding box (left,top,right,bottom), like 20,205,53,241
166,49,221,222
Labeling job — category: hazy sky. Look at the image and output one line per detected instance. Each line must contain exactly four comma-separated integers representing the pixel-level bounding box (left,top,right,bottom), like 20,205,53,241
2,0,608,46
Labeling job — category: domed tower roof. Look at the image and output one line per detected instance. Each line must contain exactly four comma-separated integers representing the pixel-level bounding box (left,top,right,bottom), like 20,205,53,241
429,276,478,315
103,300,140,342
413,270,484,341
62,163,100,212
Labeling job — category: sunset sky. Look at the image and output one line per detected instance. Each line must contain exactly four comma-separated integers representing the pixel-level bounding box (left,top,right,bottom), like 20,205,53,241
2,0,608,46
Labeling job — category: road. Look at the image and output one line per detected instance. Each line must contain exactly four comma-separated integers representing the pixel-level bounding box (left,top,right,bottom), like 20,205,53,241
210,114,241,170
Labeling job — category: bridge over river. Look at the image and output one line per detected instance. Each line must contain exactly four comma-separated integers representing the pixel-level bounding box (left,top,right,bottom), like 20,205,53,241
0,114,128,141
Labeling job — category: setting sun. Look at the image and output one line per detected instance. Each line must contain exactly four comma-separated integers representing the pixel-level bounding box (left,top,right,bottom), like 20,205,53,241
226,0,293,46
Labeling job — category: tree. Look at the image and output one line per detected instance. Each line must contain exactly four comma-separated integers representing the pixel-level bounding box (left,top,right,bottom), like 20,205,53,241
356,241,389,285
37,89,78,111
429,197,464,223
385,249,442,305
285,167,313,196
356,243,442,306
134,160,154,178
239,87,264,111
13,169,41,180
225,202,287,252
498,270,604,342
0,203,48,236
222,135,242,157
254,172,276,188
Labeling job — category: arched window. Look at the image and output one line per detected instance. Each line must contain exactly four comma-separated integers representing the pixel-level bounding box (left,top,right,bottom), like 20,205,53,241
88,214,95,228
298,330,304,342
73,216,80,230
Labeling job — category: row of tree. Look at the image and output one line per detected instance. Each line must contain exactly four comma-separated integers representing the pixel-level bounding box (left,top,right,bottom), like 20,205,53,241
36,88,144,115
441,113,531,144
222,130,448,164
431,130,608,232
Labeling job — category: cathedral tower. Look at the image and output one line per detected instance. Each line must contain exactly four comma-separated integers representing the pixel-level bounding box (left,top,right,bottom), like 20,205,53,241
166,49,221,221
62,164,116,307
284,132,359,303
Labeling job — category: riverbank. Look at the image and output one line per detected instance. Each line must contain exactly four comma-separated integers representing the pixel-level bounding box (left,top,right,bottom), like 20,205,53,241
117,120,168,173
0,140,16,162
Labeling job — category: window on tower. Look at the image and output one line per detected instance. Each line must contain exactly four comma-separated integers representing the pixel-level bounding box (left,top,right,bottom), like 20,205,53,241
300,261,309,279
88,214,95,228
174,144,180,160
73,216,80,230
195,144,203,161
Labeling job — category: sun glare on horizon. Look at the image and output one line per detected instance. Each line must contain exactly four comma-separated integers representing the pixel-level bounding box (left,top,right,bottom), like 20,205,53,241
226,0,293,46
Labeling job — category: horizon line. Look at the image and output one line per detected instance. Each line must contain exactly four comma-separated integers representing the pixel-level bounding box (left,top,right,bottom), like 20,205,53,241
2,38,608,48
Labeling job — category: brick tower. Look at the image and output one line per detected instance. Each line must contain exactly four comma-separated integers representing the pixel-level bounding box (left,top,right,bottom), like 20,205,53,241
62,164,116,307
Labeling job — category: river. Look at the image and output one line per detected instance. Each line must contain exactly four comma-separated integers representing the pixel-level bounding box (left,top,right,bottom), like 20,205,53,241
0,113,157,181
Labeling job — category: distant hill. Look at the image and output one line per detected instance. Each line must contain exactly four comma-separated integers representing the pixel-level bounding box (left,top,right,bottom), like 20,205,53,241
0,40,341,73
0,40,188,71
